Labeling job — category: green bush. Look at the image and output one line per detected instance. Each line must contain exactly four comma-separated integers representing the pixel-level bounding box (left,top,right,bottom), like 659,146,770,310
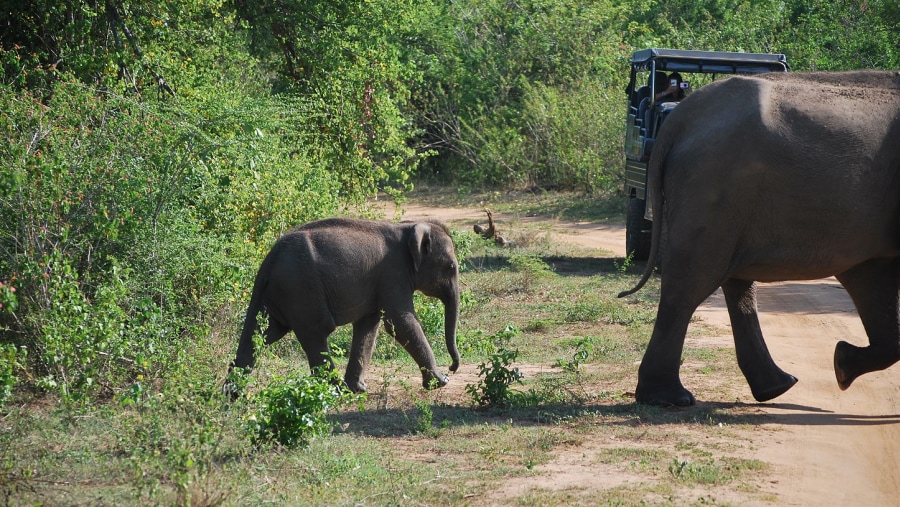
509,252,554,292
414,0,630,191
0,344,25,407
247,370,357,448
520,80,624,192
0,73,348,401
0,80,197,400
465,325,525,408
34,255,136,399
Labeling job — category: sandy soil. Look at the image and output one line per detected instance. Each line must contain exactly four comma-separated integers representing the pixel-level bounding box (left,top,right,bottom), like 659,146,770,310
387,201,900,505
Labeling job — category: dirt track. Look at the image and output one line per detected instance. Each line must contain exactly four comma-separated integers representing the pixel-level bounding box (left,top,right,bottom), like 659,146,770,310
391,200,900,506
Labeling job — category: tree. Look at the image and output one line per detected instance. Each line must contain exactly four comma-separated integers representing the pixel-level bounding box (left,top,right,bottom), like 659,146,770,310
782,0,899,70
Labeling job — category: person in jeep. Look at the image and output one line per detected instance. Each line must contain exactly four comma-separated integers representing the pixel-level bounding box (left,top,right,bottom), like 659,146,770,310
657,72,691,102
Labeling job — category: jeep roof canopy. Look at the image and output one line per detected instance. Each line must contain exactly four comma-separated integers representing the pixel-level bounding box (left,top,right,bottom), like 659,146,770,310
629,48,788,75
624,48,789,103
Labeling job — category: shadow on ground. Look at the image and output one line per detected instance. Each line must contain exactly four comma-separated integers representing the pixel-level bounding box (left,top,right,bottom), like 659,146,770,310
464,255,639,276
331,398,900,439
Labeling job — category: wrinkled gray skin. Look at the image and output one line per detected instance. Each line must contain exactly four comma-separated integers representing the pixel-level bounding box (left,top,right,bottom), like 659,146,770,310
620,71,900,406
226,218,461,397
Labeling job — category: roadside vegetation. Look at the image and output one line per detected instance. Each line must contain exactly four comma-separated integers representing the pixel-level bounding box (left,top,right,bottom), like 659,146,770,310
1,0,898,504
3,194,772,505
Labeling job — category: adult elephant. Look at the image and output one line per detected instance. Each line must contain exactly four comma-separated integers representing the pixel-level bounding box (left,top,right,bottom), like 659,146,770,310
619,71,900,406
225,218,461,398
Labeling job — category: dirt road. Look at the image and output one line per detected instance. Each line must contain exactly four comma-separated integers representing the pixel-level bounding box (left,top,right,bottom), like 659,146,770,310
392,201,900,506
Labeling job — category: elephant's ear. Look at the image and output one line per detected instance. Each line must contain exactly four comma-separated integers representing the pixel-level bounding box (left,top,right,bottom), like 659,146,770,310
409,223,433,271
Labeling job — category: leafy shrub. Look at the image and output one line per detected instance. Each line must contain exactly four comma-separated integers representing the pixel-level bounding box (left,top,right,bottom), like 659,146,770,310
451,230,477,270
555,336,594,374
467,347,523,408
0,281,16,314
0,79,210,399
465,325,525,408
509,252,554,292
247,370,357,448
415,0,630,191
0,279,20,407
414,293,445,340
0,344,25,407
33,255,136,400
412,398,435,435
519,80,623,192
0,73,347,401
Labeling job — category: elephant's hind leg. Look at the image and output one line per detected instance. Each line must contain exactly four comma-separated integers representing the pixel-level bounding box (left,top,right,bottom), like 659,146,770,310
834,258,900,389
225,308,290,400
283,300,339,377
345,312,381,393
722,278,797,401
295,327,338,376
635,294,699,406
636,269,724,406
232,309,290,370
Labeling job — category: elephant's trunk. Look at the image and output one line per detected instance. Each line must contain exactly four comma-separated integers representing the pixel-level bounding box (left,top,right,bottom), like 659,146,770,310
444,291,461,372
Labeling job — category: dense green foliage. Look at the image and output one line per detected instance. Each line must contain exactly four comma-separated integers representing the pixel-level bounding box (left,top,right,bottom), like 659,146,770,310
0,0,897,447
247,369,357,448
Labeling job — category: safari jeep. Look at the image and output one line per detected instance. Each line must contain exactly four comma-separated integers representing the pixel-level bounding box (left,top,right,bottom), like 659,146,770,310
624,48,788,260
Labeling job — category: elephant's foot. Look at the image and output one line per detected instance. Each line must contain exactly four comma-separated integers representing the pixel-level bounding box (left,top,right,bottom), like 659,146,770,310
634,381,696,407
222,381,240,401
422,371,449,390
748,371,798,402
834,341,863,390
833,340,900,390
344,376,369,394
223,363,252,401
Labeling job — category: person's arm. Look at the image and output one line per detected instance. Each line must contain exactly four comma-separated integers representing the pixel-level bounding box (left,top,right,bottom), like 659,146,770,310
655,83,677,101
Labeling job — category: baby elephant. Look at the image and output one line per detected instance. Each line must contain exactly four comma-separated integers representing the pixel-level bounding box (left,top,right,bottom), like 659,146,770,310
225,218,461,398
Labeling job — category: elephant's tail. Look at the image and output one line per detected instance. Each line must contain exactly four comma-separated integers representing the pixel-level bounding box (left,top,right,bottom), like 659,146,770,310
240,251,276,338
617,137,667,299
231,247,278,369
239,276,267,338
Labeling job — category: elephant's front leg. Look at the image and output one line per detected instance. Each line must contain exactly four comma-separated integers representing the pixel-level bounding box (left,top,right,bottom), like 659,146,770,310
344,312,381,393
384,307,448,389
722,278,797,401
834,258,900,389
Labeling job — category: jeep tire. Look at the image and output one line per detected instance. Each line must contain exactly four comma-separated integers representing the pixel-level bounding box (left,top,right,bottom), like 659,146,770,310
626,197,652,261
